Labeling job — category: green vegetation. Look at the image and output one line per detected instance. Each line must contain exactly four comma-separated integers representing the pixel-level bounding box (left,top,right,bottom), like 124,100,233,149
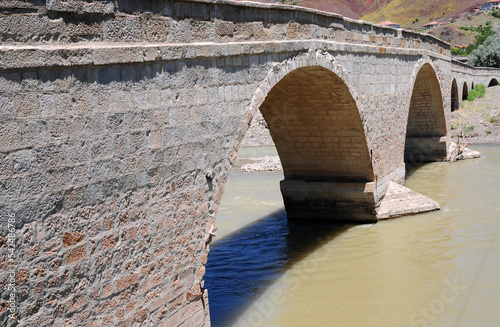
412,18,420,24
459,22,496,55
489,116,499,124
475,84,486,98
468,34,500,68
451,124,458,130
451,47,467,56
491,10,500,18
466,84,486,101
463,125,474,132
453,124,479,138
468,89,478,101
486,130,492,135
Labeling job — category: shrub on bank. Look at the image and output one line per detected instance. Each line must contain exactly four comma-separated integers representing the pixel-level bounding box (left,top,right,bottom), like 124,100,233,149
475,84,486,98
467,84,486,102
468,89,477,101
468,34,500,68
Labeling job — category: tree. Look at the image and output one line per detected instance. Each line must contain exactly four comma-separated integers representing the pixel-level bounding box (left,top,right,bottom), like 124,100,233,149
468,34,500,68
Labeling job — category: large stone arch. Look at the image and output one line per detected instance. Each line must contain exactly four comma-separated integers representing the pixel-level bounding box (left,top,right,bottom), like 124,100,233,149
241,51,377,222
404,62,447,162
260,65,374,183
451,79,459,112
489,78,499,87
462,82,469,100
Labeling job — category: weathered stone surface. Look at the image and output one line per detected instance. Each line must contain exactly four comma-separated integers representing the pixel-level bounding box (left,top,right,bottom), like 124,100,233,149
64,244,88,264
448,141,481,161
458,147,481,160
0,1,498,326
376,181,441,219
46,0,115,14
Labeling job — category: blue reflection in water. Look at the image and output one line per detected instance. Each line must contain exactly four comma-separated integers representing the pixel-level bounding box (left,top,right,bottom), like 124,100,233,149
205,209,350,327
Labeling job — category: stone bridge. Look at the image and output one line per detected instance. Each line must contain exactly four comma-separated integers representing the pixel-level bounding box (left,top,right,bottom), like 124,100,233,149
0,0,499,326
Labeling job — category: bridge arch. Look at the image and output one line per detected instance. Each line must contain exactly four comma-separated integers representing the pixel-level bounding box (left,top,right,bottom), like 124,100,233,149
404,62,447,162
471,81,475,91
242,51,377,221
489,78,499,87
451,79,459,112
462,82,469,100
260,65,374,182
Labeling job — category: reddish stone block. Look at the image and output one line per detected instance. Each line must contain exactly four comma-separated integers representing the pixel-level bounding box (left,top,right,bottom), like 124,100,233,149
64,244,87,265
103,217,114,230
68,294,87,314
33,263,45,279
200,253,208,265
151,273,163,287
97,298,117,314
140,262,155,276
186,284,202,302
101,283,114,298
101,234,119,250
15,268,29,285
116,273,139,291
62,231,84,247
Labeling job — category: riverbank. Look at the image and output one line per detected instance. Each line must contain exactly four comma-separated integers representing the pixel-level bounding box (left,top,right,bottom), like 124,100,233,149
451,85,500,144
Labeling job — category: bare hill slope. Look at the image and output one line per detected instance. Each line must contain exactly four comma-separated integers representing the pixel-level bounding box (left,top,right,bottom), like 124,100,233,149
235,0,487,29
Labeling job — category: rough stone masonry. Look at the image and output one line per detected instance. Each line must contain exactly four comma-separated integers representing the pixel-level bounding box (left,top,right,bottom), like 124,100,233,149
0,0,499,326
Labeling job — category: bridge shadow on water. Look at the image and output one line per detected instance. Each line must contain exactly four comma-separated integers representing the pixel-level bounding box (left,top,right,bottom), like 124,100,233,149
204,209,352,327
404,161,431,180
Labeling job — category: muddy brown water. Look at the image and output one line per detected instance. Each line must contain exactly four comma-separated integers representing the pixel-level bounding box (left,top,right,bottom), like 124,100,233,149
205,144,500,327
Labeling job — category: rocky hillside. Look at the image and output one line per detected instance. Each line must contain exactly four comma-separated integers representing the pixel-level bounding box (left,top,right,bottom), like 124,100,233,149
426,11,500,46
361,0,486,28
235,0,500,46
235,0,486,27
233,0,370,19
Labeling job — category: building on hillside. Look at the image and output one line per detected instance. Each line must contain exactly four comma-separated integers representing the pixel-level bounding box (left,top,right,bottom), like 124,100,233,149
422,22,439,29
481,0,500,11
378,21,401,29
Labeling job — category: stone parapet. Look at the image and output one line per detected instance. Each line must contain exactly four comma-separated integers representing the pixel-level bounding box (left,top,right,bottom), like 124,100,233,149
0,0,449,56
0,39,450,70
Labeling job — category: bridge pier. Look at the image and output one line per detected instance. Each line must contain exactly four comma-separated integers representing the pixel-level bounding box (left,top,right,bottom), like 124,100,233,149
280,180,378,222
405,136,449,162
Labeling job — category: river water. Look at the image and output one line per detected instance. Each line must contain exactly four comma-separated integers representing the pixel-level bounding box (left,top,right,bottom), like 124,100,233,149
205,144,500,327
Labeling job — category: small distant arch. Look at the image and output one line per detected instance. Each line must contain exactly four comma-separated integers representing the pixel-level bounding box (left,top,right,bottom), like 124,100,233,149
489,78,499,87
471,81,475,90
462,82,469,100
451,79,459,112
